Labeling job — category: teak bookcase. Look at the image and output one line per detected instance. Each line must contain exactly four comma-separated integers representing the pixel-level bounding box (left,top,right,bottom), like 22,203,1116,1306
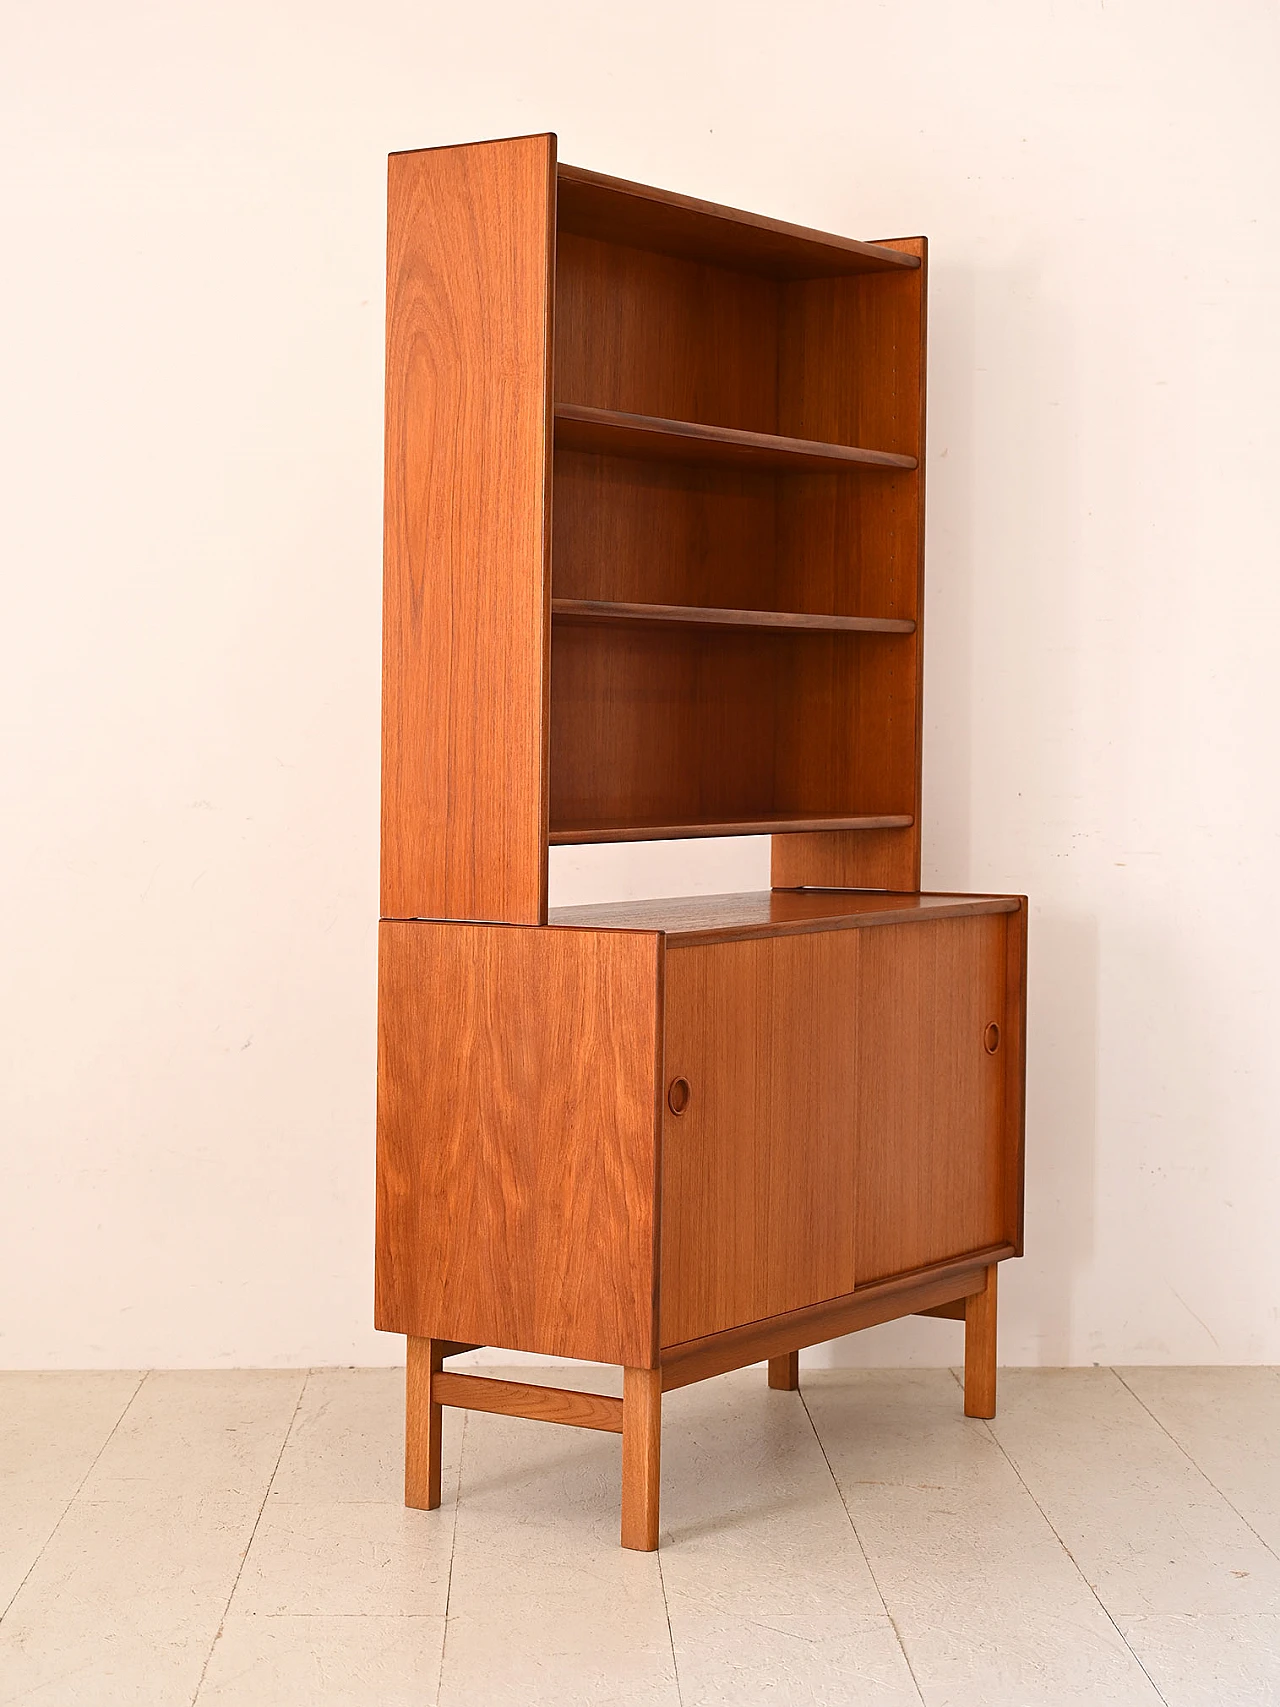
376,133,1028,1551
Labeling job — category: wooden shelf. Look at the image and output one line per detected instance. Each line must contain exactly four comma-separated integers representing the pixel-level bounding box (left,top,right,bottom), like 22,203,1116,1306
554,405,917,474
551,599,916,636
549,813,914,846
558,164,921,281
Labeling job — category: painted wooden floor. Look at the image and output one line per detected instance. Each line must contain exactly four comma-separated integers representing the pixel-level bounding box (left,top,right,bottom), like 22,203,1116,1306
1,1365,1277,1704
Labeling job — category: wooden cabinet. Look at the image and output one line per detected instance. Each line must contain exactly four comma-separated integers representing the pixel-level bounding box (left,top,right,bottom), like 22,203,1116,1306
660,907,1020,1345
378,898,1024,1366
375,134,1027,1550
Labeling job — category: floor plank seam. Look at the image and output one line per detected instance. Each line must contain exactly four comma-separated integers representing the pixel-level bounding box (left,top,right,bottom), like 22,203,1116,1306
797,1385,928,1706
433,1407,466,1707
189,1368,311,1706
0,1369,147,1625
953,1367,1171,1706
1112,1368,1280,1568
655,1541,684,1706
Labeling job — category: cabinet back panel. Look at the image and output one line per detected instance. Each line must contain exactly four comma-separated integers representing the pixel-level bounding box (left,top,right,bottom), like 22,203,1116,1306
778,257,925,457
555,233,779,432
773,631,919,819
661,934,860,1345
549,625,916,833
854,913,1008,1282
775,258,924,627
554,453,918,622
549,624,780,828
552,450,779,610
775,469,919,621
376,921,662,1367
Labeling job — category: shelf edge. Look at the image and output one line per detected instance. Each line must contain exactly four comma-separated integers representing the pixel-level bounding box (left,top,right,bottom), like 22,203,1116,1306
551,599,916,635
554,404,918,471
549,814,914,846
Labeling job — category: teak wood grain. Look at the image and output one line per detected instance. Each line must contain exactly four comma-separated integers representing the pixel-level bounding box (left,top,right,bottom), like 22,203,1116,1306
853,912,1010,1282
550,813,913,846
550,225,926,851
557,163,920,280
768,1351,801,1390
964,1264,999,1418
550,622,777,835
548,888,1020,945
432,1373,624,1432
916,1299,967,1321
375,921,663,1368
1002,898,1030,1255
404,1337,444,1510
621,1366,662,1551
660,932,861,1345
382,135,555,923
549,622,917,842
772,236,928,890
551,599,915,636
555,232,780,432
555,404,917,472
552,451,780,612
659,1252,1005,1390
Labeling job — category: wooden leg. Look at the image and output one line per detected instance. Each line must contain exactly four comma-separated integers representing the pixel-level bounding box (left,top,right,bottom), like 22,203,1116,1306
621,1366,662,1551
768,1350,800,1390
405,1336,444,1509
963,1264,998,1419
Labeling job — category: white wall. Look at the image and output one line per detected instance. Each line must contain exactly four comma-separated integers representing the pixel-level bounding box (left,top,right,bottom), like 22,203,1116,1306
3,1,1277,1369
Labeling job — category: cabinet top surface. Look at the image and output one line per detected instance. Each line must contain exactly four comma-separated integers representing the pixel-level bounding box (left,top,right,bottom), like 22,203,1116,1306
547,890,1021,946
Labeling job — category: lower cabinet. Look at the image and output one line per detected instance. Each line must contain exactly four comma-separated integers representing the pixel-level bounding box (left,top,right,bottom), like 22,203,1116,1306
376,890,1026,1548
376,893,1025,1370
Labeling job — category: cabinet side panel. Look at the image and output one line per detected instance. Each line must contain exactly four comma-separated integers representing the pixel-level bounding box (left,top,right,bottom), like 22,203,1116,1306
854,913,1007,1282
381,137,555,923
375,922,661,1367
661,935,859,1346
772,236,926,891
1002,900,1029,1254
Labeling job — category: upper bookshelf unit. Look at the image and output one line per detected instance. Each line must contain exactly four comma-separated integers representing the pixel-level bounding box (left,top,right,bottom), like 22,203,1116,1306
382,133,927,925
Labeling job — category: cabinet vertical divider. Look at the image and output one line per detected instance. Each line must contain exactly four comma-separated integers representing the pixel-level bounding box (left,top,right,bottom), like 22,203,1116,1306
377,134,1026,1551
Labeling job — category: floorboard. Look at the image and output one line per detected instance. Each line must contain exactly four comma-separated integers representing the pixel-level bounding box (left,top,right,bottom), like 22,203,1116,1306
0,1366,1275,1705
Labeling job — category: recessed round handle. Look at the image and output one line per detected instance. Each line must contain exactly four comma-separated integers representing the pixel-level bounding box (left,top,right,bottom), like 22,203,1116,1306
667,1076,691,1116
984,1022,1001,1054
